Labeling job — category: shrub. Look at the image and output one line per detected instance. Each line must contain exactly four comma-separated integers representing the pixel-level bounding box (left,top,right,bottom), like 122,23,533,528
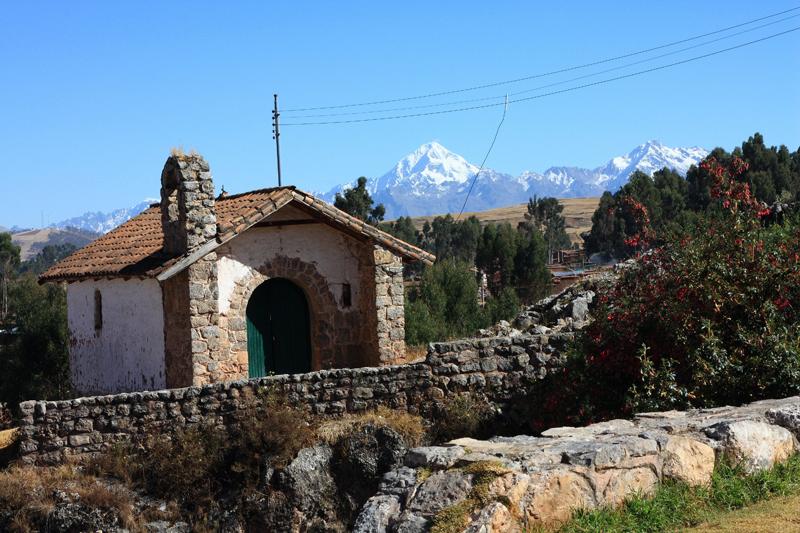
431,393,496,443
317,406,427,448
0,465,138,532
91,389,316,519
530,156,800,430
405,260,489,345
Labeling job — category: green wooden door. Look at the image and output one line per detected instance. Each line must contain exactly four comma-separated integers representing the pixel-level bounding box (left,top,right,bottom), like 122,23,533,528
246,278,312,377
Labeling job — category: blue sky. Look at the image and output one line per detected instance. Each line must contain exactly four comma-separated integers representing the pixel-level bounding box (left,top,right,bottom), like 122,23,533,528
1,1,799,228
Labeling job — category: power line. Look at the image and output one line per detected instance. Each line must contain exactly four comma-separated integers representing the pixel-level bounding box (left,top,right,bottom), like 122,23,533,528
282,6,800,113
281,25,800,126
457,95,509,220
284,12,800,120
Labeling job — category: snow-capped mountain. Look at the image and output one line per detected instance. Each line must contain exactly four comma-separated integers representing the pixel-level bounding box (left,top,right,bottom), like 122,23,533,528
50,199,156,234
42,140,708,234
323,140,708,218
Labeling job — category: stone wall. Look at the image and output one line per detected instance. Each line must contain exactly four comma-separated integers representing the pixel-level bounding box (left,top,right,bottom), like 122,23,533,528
354,396,800,531
15,333,573,464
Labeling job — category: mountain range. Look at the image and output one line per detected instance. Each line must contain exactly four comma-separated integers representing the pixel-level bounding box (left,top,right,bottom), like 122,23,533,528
321,140,708,218
32,140,708,234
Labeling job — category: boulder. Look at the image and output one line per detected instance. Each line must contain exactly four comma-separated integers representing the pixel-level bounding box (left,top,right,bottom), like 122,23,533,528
661,436,716,486
333,423,407,498
405,446,465,469
598,466,659,507
705,420,797,474
351,494,401,533
766,403,800,439
406,469,474,516
521,467,595,525
464,502,520,533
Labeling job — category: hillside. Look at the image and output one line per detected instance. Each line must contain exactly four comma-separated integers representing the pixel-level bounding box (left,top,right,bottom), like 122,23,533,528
406,197,600,245
11,227,99,261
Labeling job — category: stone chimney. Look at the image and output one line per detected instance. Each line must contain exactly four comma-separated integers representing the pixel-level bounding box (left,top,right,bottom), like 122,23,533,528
160,151,217,256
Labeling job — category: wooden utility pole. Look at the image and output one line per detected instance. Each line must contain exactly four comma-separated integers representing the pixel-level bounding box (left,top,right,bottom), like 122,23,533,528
272,94,282,186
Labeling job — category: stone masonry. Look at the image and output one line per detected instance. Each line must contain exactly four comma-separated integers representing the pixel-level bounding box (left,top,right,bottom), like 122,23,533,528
354,396,800,531
16,333,573,464
373,246,406,365
159,153,232,386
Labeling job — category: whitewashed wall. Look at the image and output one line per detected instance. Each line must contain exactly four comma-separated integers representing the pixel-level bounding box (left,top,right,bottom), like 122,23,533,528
67,278,166,395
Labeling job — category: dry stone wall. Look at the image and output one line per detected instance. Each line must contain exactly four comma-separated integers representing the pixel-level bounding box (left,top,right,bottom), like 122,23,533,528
354,396,800,531
15,333,573,464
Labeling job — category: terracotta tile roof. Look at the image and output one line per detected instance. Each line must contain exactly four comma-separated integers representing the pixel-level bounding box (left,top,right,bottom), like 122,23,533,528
40,186,434,283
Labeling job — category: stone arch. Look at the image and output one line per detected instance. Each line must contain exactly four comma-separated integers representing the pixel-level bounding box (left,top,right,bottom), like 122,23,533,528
221,255,339,373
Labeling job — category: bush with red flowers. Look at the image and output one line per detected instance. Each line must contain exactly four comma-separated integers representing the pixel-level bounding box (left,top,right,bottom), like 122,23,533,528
529,157,800,431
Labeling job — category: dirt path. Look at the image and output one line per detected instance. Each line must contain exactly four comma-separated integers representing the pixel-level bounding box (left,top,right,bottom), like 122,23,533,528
687,494,800,532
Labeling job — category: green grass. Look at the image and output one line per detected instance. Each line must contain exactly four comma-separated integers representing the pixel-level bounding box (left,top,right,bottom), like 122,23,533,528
557,454,800,533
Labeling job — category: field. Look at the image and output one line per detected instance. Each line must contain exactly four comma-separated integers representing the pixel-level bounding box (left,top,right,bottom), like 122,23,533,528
406,197,600,245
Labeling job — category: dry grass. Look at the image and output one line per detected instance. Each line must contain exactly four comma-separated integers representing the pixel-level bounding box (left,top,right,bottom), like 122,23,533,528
0,464,140,532
317,406,427,447
687,493,800,532
405,197,601,245
0,428,17,450
405,344,429,362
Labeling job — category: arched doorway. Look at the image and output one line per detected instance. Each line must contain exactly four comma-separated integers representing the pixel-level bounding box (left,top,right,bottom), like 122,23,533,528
246,278,312,377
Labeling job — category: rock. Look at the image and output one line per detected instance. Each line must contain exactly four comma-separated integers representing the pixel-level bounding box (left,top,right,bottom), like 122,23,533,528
333,423,407,501
599,466,659,507
571,297,590,323
352,494,401,533
378,466,420,496
405,446,466,469
662,436,716,486
521,467,596,525
486,472,531,510
406,470,474,516
275,445,337,515
766,403,800,439
145,521,191,533
46,502,120,533
464,502,520,533
705,420,797,474
393,511,430,533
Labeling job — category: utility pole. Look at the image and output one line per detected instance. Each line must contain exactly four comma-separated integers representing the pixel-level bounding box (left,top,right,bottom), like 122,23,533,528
272,94,282,186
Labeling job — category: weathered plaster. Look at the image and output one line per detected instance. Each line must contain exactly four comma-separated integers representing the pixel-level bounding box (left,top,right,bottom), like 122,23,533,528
67,279,166,395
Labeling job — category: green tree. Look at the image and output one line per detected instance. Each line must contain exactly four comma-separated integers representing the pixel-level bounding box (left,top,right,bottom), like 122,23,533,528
380,216,419,245
0,274,71,403
19,243,77,275
333,177,386,224
514,227,551,301
475,223,519,295
522,196,571,258
405,260,487,344
0,232,20,321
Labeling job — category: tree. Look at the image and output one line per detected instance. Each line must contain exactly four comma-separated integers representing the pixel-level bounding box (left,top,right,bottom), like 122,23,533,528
0,232,20,321
19,243,77,275
334,177,386,224
475,223,519,295
405,260,487,344
380,216,419,245
522,196,571,259
0,274,71,403
514,227,551,301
